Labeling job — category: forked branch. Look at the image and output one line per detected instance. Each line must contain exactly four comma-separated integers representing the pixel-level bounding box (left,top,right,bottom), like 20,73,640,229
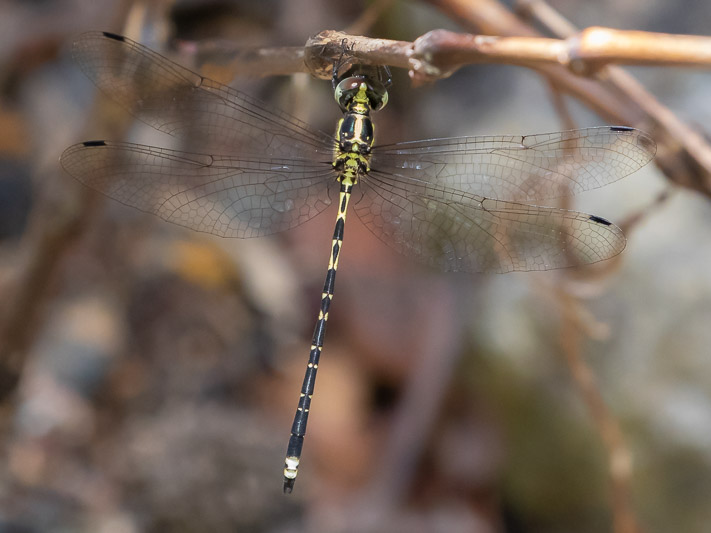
304,27,711,81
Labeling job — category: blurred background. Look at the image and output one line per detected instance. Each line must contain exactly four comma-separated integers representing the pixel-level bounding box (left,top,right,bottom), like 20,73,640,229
0,0,710,532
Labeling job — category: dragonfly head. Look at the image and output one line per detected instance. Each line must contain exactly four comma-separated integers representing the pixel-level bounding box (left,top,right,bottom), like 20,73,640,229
333,64,389,113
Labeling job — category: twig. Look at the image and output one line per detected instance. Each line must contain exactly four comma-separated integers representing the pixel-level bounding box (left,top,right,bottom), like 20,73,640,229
362,280,461,506
344,0,398,37
556,287,641,533
515,0,578,37
620,188,674,235
304,27,711,80
545,78,577,131
304,31,412,79
0,187,96,400
179,42,309,80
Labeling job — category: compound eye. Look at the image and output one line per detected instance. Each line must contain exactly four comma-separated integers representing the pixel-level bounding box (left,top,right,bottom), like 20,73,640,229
369,89,388,111
362,77,388,111
334,75,389,111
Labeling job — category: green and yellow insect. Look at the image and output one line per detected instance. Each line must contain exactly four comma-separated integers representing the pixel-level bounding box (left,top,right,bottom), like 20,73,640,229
61,32,656,493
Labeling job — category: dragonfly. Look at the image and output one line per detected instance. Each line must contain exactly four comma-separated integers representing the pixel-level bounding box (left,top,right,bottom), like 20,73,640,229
60,31,656,493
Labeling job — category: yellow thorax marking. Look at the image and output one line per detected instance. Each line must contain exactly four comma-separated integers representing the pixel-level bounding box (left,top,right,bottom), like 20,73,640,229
351,82,370,114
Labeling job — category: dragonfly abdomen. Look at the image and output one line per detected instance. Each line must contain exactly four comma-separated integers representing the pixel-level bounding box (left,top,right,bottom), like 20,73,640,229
283,180,353,493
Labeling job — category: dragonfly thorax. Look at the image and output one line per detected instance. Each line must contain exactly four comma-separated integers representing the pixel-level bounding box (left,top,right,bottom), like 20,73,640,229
333,77,385,183
333,112,374,183
338,114,374,152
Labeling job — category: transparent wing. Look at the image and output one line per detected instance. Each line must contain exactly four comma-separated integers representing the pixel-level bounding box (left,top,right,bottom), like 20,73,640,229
72,31,334,157
371,127,656,202
61,141,337,238
355,170,626,273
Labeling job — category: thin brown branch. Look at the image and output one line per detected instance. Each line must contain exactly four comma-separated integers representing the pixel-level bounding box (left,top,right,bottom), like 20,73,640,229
515,0,578,37
304,27,711,81
620,188,674,235
344,0,398,37
179,42,309,80
304,31,412,79
574,26,711,72
0,187,98,398
355,281,461,513
409,30,567,78
556,287,642,533
545,79,577,131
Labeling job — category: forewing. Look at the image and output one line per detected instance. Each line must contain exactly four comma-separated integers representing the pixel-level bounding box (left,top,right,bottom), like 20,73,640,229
61,141,337,238
356,171,625,273
371,127,656,202
72,31,334,157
